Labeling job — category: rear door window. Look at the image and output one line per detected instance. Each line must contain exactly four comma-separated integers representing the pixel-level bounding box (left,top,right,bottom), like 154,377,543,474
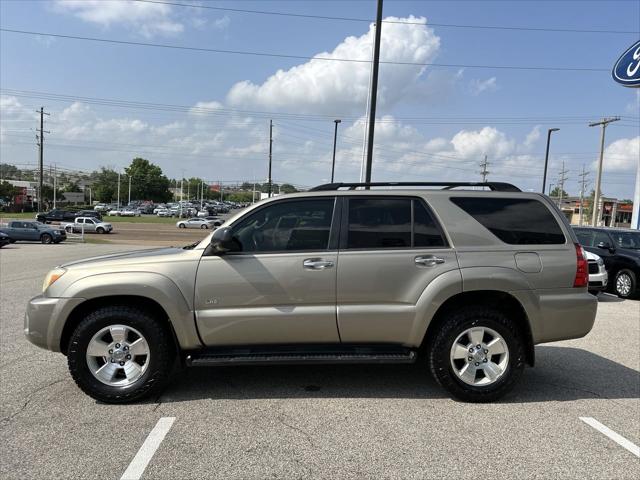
345,197,446,249
451,197,565,245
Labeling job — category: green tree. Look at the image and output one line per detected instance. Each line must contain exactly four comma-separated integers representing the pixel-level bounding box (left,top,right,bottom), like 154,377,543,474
92,167,119,203
549,186,569,198
0,164,21,180
0,181,19,201
279,183,299,194
124,158,171,202
62,181,82,193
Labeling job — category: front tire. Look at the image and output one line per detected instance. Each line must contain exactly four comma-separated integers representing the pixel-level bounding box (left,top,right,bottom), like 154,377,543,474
41,233,53,244
67,306,175,404
200,224,208,229
427,306,525,403
614,269,637,299
96,227,105,234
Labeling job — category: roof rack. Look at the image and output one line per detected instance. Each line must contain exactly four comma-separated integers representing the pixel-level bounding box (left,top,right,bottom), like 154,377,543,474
309,182,521,192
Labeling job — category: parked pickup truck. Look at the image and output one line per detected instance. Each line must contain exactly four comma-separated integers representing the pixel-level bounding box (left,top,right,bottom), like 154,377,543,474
35,209,80,224
62,217,113,234
0,220,66,244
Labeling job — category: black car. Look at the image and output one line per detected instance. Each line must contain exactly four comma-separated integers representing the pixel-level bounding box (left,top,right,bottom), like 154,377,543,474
76,210,103,221
573,227,640,299
36,209,80,224
0,232,10,248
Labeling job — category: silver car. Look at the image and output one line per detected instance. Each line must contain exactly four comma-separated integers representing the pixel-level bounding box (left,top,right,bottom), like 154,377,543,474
25,182,597,404
176,218,215,229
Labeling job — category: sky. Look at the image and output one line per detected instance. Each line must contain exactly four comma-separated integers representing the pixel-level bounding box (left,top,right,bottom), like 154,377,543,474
0,0,639,197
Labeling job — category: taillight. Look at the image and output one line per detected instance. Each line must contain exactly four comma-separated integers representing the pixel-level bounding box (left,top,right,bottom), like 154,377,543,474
574,243,588,288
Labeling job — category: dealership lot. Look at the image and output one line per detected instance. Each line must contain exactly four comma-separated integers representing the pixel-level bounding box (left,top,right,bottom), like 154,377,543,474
1,244,638,479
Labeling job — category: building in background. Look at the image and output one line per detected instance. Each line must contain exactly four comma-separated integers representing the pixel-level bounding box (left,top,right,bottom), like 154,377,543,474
555,196,634,228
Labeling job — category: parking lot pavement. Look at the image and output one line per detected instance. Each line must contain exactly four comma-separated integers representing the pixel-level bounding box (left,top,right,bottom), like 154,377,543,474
1,244,639,479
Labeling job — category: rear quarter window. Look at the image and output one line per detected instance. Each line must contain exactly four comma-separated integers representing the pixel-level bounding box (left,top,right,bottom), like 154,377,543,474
451,197,565,245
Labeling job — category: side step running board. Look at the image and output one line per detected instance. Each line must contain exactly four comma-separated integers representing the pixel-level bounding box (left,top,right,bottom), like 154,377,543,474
186,349,417,367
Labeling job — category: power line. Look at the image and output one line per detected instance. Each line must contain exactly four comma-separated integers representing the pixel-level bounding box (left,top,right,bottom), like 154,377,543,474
134,0,638,34
0,28,610,72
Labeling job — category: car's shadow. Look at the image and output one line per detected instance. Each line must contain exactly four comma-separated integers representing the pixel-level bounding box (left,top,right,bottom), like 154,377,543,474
155,346,640,404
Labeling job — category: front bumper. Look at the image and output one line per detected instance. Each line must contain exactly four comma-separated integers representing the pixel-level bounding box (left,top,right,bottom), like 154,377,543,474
24,295,85,351
588,267,608,291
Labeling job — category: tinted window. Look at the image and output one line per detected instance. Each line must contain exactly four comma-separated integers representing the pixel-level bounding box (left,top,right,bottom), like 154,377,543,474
347,198,411,249
9,222,20,228
592,230,613,247
610,230,640,249
451,197,565,245
414,200,446,247
574,229,593,247
232,199,334,252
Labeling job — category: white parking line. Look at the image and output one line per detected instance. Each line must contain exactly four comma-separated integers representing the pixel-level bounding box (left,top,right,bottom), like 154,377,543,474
120,417,176,480
580,417,640,458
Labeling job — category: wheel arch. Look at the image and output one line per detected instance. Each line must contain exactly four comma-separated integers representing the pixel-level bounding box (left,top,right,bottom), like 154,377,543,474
60,295,179,355
421,290,535,367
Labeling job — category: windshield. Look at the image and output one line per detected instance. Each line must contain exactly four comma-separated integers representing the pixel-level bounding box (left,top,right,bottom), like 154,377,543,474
609,231,640,249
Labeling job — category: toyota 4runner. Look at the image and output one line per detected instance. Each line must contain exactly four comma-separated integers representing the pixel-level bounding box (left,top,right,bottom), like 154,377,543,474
25,182,597,403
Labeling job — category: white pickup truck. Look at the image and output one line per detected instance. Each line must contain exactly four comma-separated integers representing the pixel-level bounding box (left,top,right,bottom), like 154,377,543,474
62,217,113,234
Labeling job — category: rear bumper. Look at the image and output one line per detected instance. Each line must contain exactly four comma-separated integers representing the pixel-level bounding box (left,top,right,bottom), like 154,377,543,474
535,290,598,343
24,295,85,352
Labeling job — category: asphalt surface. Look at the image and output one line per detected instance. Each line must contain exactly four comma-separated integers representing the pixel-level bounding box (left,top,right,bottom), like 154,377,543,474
1,243,639,479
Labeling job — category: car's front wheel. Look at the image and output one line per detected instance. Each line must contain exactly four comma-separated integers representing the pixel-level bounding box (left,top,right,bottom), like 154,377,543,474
41,233,53,244
428,306,525,402
200,224,208,229
96,227,105,234
67,306,175,403
614,269,636,299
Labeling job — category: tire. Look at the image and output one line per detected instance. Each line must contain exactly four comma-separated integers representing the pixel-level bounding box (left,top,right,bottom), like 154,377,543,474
65,226,73,233
96,227,105,234
179,224,186,228
67,305,175,404
427,306,525,403
614,269,637,299
41,233,53,244
200,224,208,229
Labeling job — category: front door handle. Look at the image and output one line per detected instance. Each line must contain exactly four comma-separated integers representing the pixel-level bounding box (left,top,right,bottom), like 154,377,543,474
303,258,335,270
415,255,445,267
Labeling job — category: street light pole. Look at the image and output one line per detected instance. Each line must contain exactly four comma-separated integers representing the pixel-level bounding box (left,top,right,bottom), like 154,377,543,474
364,0,384,184
542,128,559,194
331,119,341,183
117,171,121,208
589,117,620,226
128,175,131,205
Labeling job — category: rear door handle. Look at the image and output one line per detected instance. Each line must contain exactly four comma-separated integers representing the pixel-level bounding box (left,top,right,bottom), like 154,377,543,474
303,258,335,270
415,255,445,267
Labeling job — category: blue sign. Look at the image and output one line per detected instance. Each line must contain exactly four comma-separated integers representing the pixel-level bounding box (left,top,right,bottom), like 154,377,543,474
612,40,640,87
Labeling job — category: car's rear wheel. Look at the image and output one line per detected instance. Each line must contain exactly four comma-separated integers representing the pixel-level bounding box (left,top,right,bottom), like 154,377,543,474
67,306,175,403
428,306,525,402
41,233,53,244
614,269,636,299
179,224,186,228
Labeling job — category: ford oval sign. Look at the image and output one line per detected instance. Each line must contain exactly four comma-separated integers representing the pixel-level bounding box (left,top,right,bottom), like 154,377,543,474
612,40,640,87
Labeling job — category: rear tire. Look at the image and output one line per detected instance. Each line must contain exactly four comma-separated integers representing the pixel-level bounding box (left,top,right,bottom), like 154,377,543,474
179,224,186,228
41,233,53,244
427,306,525,403
201,224,208,229
67,305,175,404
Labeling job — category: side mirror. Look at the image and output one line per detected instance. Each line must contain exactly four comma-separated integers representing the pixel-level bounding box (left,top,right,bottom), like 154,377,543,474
210,226,234,253
597,241,613,251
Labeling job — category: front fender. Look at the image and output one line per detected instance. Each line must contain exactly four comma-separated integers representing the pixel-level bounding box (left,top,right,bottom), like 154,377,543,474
60,271,201,350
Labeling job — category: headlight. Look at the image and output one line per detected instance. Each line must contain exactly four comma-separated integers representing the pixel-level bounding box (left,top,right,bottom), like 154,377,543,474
43,268,66,292
597,258,604,267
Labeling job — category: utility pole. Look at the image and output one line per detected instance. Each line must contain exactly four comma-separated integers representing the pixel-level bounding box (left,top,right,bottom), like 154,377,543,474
578,165,590,226
556,161,569,208
36,107,50,212
479,155,490,182
117,171,121,208
364,0,384,184
542,127,560,194
268,120,273,197
128,175,132,205
589,117,620,226
331,119,341,183
52,164,57,209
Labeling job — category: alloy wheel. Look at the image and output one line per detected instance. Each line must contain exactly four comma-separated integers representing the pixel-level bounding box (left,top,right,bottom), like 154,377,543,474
450,326,509,386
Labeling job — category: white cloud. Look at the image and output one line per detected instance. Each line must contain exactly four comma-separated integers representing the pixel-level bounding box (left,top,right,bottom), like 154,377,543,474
53,0,184,37
469,77,497,95
213,16,231,30
523,126,541,149
601,136,640,172
450,127,515,158
227,16,440,114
